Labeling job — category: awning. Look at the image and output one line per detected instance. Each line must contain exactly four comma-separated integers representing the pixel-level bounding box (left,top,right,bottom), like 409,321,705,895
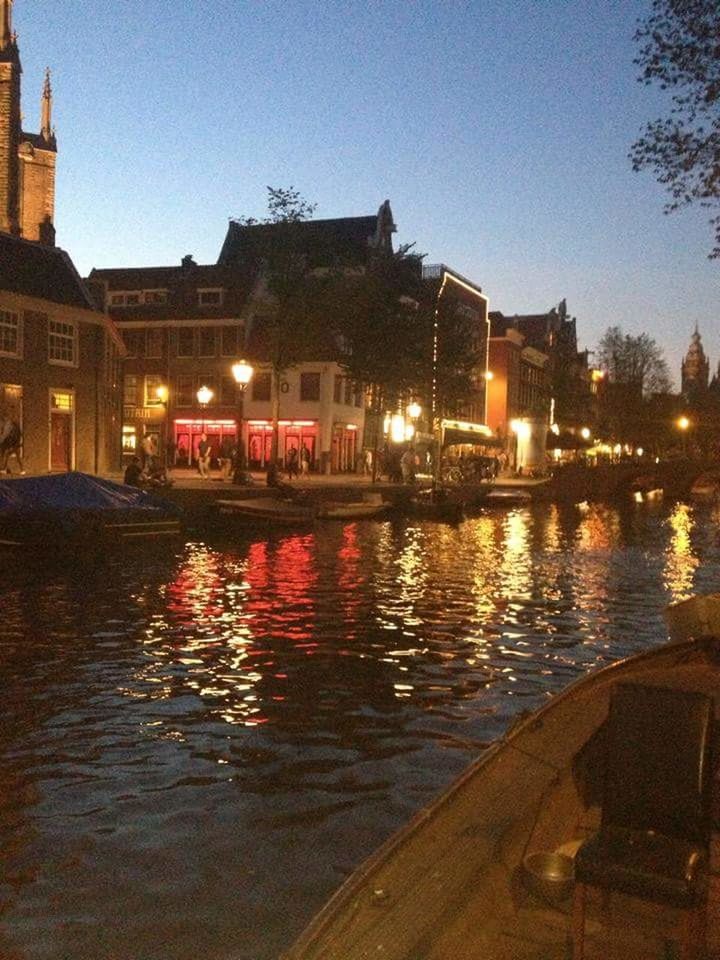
443,427,504,448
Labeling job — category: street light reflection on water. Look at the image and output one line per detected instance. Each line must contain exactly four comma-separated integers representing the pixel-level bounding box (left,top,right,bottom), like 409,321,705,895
2,500,720,960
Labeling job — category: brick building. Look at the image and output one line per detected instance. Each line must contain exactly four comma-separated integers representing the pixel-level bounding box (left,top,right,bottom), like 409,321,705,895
0,0,56,243
90,203,400,474
0,233,124,473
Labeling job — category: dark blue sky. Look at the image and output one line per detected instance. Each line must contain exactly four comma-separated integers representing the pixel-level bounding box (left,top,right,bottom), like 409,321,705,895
17,0,719,382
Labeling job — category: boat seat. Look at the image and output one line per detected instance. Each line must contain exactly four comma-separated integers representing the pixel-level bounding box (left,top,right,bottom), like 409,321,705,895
572,682,714,960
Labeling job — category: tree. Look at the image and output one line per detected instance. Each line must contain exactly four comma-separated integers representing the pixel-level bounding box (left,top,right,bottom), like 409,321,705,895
321,246,426,478
231,187,324,478
630,0,720,257
595,326,672,446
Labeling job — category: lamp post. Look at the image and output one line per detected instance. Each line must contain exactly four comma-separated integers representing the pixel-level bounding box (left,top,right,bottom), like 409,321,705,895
156,384,168,466
231,359,254,484
197,385,213,430
677,415,690,457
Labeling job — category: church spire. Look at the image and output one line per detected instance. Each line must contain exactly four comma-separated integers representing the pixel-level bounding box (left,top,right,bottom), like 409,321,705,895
41,67,52,141
0,0,13,51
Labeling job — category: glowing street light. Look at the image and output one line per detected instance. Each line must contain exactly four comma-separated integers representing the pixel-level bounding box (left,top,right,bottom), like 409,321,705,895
156,384,169,465
677,415,690,431
407,401,422,421
197,385,214,407
677,415,691,456
580,427,591,440
231,359,254,483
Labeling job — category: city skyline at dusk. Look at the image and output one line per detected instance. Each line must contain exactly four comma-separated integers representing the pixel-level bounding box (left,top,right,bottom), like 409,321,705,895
16,0,719,383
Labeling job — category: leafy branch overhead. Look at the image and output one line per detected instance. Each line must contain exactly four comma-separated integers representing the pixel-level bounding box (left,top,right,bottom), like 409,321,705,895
630,0,720,257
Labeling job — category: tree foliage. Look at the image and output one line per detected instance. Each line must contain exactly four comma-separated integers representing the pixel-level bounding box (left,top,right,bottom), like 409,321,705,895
596,325,672,395
232,187,324,468
630,0,720,257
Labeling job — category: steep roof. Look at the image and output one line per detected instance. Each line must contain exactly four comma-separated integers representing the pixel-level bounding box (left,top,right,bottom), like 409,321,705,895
0,231,97,309
218,201,395,268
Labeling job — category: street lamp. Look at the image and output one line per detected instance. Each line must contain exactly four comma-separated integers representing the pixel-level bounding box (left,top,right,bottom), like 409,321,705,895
231,359,254,483
677,415,690,456
407,401,422,421
197,385,213,430
156,384,169,465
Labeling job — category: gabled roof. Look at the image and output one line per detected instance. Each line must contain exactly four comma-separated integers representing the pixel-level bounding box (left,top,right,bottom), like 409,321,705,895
218,201,396,268
0,231,97,309
89,262,237,291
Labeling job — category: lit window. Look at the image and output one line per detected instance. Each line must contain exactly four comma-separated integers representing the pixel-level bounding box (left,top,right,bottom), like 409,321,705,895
48,320,78,366
122,425,137,452
51,390,73,411
145,375,163,406
0,310,21,358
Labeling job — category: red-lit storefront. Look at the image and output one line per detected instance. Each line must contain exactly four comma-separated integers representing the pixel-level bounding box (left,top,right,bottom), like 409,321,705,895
171,418,320,469
331,423,359,472
247,420,319,470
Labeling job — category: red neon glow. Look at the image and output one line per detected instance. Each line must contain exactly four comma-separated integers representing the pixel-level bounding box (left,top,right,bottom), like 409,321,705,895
174,419,236,427
248,420,317,428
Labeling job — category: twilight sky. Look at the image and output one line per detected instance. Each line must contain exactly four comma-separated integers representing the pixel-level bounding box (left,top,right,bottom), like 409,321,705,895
17,0,719,384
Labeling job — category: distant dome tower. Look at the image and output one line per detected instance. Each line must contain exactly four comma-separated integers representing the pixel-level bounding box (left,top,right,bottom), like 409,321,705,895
681,325,709,401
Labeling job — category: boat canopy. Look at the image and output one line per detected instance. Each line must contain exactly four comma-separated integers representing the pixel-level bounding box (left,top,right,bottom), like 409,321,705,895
0,472,178,515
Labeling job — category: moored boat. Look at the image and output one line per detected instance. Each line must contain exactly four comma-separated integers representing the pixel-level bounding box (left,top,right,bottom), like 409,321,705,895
215,496,315,526
0,472,181,548
316,493,392,521
485,486,533,505
282,598,720,960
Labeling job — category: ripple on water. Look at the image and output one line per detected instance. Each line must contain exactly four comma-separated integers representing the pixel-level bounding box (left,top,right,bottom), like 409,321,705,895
1,501,720,959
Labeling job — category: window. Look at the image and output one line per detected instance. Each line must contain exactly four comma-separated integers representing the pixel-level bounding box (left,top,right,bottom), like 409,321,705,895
123,329,144,358
221,375,236,405
125,293,140,305
0,310,21,358
48,320,78,366
198,289,223,306
198,327,216,357
123,374,138,407
144,290,167,304
145,375,163,406
354,383,362,408
177,327,194,358
300,372,321,402
145,328,163,359
333,374,342,403
221,325,239,357
344,378,353,406
110,293,125,306
252,372,271,402
176,374,194,407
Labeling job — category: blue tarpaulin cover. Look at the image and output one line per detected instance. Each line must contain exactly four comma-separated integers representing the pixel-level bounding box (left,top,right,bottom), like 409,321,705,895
0,472,178,516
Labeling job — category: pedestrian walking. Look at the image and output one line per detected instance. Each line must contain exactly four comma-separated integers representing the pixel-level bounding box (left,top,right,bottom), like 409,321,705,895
219,436,235,481
0,416,25,475
400,446,416,484
300,443,311,476
364,449,373,476
286,445,299,479
197,433,211,479
141,433,157,471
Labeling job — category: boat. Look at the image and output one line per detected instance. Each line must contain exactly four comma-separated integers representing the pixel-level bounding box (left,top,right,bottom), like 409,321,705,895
405,488,465,522
0,472,181,548
282,597,720,960
485,486,533,505
215,496,315,526
691,473,720,500
316,493,392,521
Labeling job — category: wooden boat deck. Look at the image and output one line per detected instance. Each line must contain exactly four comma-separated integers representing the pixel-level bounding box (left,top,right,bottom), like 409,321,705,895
284,641,720,960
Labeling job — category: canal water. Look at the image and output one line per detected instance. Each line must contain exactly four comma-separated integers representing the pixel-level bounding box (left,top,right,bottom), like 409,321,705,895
1,499,719,960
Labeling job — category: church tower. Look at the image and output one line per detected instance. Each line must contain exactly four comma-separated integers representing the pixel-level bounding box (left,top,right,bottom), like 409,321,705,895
681,325,709,402
0,0,57,243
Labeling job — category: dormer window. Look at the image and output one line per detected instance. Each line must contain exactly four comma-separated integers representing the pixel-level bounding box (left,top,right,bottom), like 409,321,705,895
198,288,223,306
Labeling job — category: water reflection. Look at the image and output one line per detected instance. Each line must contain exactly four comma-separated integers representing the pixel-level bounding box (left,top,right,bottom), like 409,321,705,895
1,501,719,960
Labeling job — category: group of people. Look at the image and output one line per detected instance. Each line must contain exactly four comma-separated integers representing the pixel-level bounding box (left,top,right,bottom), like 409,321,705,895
284,443,312,480
0,413,25,476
